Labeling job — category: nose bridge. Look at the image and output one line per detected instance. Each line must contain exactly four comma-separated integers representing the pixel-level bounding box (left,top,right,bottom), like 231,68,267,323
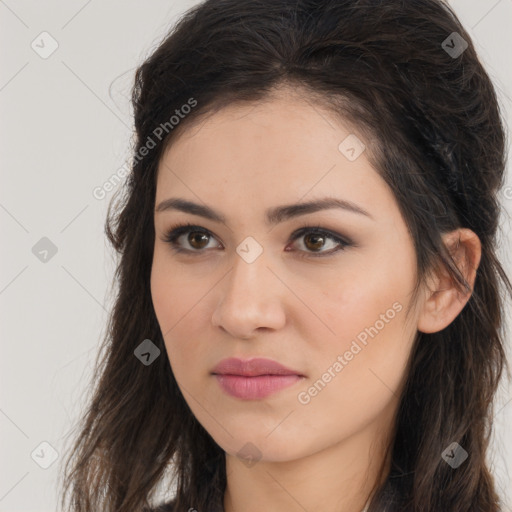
212,245,286,336
228,246,270,298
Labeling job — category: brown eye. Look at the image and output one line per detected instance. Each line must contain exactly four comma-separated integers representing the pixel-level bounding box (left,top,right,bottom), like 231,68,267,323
163,224,221,253
303,232,326,252
290,227,350,256
187,231,211,250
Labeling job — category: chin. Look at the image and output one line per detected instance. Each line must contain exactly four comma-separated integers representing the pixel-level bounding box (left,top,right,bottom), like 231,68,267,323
210,427,305,464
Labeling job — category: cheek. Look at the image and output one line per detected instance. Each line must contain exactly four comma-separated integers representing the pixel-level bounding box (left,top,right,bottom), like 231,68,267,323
308,256,416,398
150,251,213,378
293,298,414,449
150,249,204,330
320,269,410,347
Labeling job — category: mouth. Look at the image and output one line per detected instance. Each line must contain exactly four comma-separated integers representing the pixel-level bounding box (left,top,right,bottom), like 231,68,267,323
211,357,305,400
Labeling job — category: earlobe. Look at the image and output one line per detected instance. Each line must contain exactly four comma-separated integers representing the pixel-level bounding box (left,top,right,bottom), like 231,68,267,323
417,228,482,334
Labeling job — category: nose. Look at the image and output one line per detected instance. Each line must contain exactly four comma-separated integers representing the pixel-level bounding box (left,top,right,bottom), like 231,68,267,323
211,249,287,340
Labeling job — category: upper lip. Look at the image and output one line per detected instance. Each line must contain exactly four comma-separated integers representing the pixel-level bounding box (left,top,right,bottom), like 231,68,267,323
212,357,304,377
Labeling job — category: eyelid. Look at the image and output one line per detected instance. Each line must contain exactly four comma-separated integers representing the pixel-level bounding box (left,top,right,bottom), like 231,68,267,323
161,221,354,256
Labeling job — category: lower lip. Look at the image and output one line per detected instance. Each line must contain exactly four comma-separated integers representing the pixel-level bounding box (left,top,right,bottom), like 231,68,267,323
214,374,303,399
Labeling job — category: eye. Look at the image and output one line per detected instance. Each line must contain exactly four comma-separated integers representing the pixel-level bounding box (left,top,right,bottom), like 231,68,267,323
288,225,352,257
162,222,221,253
161,222,354,257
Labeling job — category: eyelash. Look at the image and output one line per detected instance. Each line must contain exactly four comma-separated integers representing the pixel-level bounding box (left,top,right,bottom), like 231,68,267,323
161,222,354,258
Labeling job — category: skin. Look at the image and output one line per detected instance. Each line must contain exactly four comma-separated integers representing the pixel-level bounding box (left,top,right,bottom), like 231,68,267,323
150,87,481,512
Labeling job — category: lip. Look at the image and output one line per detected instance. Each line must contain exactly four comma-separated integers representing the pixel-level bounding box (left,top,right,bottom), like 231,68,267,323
212,357,305,400
212,357,304,377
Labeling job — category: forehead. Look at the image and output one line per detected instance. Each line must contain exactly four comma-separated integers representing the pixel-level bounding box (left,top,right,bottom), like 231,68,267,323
155,93,397,225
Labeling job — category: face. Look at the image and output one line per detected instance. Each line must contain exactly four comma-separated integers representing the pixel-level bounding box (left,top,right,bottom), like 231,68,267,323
150,91,423,463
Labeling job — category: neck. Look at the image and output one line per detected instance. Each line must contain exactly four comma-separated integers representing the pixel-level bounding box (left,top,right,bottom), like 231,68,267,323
222,418,393,512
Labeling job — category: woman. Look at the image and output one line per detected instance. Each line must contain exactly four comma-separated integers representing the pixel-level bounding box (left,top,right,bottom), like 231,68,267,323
59,0,512,511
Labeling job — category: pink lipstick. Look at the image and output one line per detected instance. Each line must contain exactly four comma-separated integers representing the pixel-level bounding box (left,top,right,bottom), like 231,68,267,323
212,357,304,400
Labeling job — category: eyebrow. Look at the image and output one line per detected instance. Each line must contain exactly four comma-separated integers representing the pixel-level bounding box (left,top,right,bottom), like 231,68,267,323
155,196,374,224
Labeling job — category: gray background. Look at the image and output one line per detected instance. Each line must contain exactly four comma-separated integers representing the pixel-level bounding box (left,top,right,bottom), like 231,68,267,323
1,1,511,510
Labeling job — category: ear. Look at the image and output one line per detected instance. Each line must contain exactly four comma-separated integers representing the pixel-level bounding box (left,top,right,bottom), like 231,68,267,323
417,228,482,334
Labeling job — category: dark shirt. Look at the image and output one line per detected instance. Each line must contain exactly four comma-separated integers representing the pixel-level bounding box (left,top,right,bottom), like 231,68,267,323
143,501,176,512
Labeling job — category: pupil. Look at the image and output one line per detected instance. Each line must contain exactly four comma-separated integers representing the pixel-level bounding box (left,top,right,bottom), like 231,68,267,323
306,233,324,251
189,232,209,249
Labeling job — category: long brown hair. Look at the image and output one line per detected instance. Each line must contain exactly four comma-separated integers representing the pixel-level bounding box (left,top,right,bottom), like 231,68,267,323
59,1,512,510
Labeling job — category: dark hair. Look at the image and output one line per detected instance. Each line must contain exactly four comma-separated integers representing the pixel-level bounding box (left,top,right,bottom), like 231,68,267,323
59,1,512,511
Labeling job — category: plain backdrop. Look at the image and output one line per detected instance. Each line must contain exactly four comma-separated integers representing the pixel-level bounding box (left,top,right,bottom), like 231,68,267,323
1,1,511,510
